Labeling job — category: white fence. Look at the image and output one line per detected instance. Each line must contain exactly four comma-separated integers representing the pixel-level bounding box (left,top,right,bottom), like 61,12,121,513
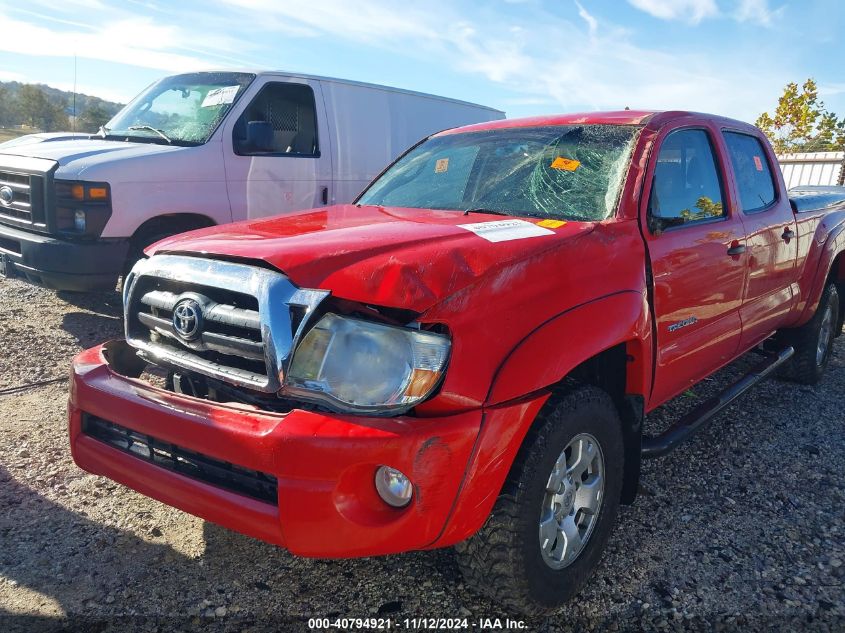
778,152,845,189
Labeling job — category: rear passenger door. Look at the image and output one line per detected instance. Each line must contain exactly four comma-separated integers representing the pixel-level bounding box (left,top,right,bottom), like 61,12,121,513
223,77,333,220
722,130,798,349
643,126,748,407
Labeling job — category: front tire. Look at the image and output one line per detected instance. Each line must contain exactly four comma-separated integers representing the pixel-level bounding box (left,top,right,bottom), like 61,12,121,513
455,386,624,616
782,282,839,385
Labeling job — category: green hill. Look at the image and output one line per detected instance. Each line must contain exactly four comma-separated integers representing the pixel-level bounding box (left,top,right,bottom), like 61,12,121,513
0,81,124,134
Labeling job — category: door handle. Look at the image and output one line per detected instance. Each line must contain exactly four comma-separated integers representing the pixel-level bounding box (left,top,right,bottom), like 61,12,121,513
321,187,329,205
782,228,795,241
727,242,746,256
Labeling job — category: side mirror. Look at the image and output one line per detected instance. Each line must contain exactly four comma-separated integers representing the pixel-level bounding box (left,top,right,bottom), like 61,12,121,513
245,120,274,152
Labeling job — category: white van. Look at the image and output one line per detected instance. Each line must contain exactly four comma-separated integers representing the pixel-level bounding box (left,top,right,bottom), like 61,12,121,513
0,71,503,291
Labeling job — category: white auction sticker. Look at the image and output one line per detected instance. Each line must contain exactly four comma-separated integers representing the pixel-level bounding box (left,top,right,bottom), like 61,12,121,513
457,219,555,243
201,85,240,107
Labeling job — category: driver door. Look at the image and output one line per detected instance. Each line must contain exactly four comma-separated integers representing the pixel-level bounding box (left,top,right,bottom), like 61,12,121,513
222,77,333,220
643,125,748,408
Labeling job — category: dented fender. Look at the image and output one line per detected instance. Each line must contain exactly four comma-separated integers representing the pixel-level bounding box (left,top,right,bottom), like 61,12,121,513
486,290,653,406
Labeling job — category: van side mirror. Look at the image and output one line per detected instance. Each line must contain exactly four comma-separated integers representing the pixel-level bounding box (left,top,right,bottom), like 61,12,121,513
244,120,274,152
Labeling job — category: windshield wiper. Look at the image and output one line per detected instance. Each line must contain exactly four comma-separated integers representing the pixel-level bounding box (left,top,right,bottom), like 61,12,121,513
463,207,511,216
128,125,172,144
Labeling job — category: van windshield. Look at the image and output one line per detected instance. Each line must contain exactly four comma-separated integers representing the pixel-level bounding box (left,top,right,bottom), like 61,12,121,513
358,124,641,221
102,72,255,146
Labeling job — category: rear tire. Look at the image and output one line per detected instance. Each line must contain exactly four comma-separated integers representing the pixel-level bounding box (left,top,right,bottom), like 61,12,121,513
781,282,839,385
454,386,624,616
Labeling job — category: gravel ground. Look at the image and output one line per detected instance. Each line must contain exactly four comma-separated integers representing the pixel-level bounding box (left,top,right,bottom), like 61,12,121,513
0,275,842,633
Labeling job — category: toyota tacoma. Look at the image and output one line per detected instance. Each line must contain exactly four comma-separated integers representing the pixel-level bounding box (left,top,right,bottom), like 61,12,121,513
68,111,845,614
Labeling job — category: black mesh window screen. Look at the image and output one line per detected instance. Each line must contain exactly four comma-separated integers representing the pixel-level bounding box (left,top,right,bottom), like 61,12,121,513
235,82,318,156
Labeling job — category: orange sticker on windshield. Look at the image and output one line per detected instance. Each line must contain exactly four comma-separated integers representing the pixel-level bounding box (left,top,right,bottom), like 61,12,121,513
435,158,449,173
537,219,566,228
551,157,580,172
753,155,763,171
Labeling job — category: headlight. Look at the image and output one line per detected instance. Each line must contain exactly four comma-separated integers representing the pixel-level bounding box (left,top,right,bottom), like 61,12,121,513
54,179,112,237
285,313,450,414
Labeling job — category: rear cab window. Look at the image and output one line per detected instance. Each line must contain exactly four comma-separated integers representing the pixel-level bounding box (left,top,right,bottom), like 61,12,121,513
722,131,776,213
648,128,726,230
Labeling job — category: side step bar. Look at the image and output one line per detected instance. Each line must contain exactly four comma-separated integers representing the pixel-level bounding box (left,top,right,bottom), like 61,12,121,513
641,346,794,459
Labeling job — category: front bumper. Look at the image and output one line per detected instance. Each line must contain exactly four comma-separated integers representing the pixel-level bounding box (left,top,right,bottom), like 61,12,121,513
0,221,127,291
70,342,513,557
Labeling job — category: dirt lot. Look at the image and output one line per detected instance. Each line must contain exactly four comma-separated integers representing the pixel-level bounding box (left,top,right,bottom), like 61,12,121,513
0,275,843,632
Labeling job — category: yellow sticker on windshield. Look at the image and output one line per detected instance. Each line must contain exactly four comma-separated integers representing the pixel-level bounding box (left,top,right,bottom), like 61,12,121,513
435,158,449,173
537,219,566,228
551,157,580,172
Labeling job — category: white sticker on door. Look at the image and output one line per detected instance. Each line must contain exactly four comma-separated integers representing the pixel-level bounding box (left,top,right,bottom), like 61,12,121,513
457,219,555,243
201,85,240,107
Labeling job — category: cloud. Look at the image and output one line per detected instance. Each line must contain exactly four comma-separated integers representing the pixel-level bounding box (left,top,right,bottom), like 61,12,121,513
3,0,790,123
575,1,599,37
627,0,718,23
733,0,783,26
217,0,784,122
0,71,26,82
627,0,782,25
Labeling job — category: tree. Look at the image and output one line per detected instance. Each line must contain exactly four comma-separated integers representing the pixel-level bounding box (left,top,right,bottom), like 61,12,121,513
77,103,112,133
16,85,69,132
0,86,17,127
756,79,845,154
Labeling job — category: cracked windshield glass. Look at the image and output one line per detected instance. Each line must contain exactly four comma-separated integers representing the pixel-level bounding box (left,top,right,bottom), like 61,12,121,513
358,124,641,221
103,72,255,146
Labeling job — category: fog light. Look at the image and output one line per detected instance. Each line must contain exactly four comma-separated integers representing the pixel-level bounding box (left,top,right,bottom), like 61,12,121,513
74,210,86,232
374,465,413,508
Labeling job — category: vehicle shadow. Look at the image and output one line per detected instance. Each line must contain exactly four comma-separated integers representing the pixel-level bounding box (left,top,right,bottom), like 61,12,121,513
60,311,123,350
56,289,122,319
0,465,304,632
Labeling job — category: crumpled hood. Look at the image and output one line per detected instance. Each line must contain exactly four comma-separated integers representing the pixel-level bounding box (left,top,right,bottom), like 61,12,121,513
149,205,594,312
0,139,187,174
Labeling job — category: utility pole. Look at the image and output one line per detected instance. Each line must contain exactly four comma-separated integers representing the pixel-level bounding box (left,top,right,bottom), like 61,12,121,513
72,54,77,132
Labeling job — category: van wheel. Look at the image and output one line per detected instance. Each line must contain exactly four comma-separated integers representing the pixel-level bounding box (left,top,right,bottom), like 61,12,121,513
782,282,839,385
454,386,624,616
122,218,211,281
122,226,174,282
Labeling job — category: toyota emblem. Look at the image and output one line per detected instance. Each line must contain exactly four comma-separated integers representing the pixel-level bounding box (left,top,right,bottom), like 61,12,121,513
0,186,13,207
172,298,203,340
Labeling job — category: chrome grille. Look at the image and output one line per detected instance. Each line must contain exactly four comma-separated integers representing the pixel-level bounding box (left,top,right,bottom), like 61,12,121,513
124,255,328,393
0,170,35,222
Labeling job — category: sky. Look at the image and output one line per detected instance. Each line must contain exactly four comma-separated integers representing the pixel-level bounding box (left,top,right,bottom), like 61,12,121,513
0,0,843,124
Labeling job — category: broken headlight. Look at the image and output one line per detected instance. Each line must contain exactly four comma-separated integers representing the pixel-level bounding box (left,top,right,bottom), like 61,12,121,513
285,313,450,414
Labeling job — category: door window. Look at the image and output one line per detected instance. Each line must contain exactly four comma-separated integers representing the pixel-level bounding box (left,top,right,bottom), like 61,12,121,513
648,129,725,228
234,83,319,156
723,132,776,213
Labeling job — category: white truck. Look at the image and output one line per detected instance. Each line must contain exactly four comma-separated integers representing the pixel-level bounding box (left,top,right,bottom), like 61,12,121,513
0,71,503,291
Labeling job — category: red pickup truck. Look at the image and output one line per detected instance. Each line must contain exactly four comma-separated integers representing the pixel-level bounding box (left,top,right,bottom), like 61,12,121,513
69,110,845,615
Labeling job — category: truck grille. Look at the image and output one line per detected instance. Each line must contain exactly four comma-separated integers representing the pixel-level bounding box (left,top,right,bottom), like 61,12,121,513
82,414,279,504
124,255,328,393
0,170,39,223
132,280,268,385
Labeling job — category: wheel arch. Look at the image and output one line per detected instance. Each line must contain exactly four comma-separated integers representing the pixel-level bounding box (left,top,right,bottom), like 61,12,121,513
798,219,845,327
431,293,652,548
130,213,217,244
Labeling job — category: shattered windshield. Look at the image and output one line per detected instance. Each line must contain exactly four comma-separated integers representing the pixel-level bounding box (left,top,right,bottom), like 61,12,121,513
358,124,641,221
103,72,255,146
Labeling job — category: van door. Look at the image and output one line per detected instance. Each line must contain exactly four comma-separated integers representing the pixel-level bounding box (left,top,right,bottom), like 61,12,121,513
643,126,748,407
222,77,333,220
722,130,798,349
